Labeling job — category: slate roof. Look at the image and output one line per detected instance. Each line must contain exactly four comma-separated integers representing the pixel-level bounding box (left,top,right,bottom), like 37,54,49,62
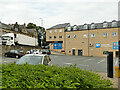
26,29,35,34
47,23,70,30
66,20,120,32
0,22,11,30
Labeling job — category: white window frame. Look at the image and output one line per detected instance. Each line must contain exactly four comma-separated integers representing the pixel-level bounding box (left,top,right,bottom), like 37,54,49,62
54,30,57,33
73,26,77,30
84,25,88,29
103,32,108,37
91,24,95,29
67,35,70,38
91,34,95,37
103,23,108,28
59,29,62,32
112,32,117,37
67,26,71,31
49,30,52,33
112,22,117,27
73,35,77,38
83,34,87,38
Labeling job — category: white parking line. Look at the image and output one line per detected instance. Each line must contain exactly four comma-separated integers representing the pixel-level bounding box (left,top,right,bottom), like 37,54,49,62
97,59,105,64
79,64,89,67
64,63,72,65
115,59,118,66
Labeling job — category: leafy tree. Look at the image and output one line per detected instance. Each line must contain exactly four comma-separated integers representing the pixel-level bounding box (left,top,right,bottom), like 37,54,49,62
26,23,36,29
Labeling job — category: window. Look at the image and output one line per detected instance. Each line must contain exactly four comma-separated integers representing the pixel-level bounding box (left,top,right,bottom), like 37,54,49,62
103,22,108,28
112,32,117,36
73,35,76,38
59,29,62,32
49,36,52,39
112,21,117,27
69,51,71,53
83,34,87,38
67,26,71,31
91,34,95,37
84,24,88,29
103,33,108,37
54,30,57,32
73,26,78,30
54,36,56,39
59,36,62,39
49,30,52,33
67,35,70,38
91,24,95,29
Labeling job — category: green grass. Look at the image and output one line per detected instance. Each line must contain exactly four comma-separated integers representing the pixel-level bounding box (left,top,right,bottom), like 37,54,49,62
2,63,113,88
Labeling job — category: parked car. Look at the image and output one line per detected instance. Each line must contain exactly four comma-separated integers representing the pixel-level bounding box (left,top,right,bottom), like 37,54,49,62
26,49,40,54
41,49,51,55
15,54,51,65
4,50,24,58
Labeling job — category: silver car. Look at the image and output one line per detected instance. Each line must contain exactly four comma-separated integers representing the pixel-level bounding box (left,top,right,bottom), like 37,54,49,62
16,54,51,65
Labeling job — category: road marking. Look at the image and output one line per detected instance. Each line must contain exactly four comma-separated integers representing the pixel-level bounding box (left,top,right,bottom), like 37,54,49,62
115,59,118,66
64,63,72,65
97,59,105,64
79,64,89,67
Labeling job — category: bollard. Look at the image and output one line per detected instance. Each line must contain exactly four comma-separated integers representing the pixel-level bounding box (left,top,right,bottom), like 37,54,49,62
107,52,113,78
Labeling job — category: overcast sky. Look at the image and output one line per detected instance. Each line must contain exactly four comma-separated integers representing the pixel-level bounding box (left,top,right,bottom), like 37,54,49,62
0,0,119,29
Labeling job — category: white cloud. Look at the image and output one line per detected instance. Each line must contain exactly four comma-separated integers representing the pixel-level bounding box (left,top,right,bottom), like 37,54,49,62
0,0,118,29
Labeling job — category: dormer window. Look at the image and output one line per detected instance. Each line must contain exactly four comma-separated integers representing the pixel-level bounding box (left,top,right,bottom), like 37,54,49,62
103,22,108,28
91,23,95,29
67,26,71,31
83,24,88,29
73,25,78,30
112,21,117,27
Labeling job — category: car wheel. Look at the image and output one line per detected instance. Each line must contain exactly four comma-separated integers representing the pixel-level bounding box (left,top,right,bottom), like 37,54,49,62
5,54,7,57
15,55,19,59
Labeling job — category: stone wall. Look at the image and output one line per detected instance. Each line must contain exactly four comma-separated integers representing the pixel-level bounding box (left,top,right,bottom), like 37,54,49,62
1,45,41,56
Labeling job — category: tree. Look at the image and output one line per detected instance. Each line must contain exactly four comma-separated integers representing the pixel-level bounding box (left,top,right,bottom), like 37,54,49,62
26,23,36,29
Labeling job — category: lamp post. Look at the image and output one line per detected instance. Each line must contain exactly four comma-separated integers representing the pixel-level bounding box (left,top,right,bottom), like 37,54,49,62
39,18,43,47
39,18,43,27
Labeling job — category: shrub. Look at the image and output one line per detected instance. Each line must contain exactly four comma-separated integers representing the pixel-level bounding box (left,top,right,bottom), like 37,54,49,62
2,63,113,88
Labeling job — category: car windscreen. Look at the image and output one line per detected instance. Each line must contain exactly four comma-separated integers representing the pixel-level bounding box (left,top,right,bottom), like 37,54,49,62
18,50,23,53
16,56,43,65
2,36,10,40
41,49,48,52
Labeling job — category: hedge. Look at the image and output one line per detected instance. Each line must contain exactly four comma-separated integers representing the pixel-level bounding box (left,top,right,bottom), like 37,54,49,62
2,63,113,88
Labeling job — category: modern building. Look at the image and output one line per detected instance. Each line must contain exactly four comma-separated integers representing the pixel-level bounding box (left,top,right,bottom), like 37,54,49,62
46,23,70,53
46,20,120,57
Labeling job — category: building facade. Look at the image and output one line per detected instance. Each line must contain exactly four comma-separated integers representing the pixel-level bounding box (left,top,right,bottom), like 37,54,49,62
46,23,70,53
46,20,120,57
0,22,38,38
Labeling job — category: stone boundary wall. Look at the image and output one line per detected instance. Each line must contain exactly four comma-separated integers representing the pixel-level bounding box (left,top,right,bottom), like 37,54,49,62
1,45,41,56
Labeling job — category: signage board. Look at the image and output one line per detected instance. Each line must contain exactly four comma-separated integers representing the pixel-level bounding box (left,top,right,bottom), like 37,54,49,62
53,43,62,49
113,42,118,49
101,44,112,47
96,43,100,48
53,43,58,49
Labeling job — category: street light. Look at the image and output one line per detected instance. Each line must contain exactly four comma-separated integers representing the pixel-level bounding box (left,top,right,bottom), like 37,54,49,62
39,18,43,27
